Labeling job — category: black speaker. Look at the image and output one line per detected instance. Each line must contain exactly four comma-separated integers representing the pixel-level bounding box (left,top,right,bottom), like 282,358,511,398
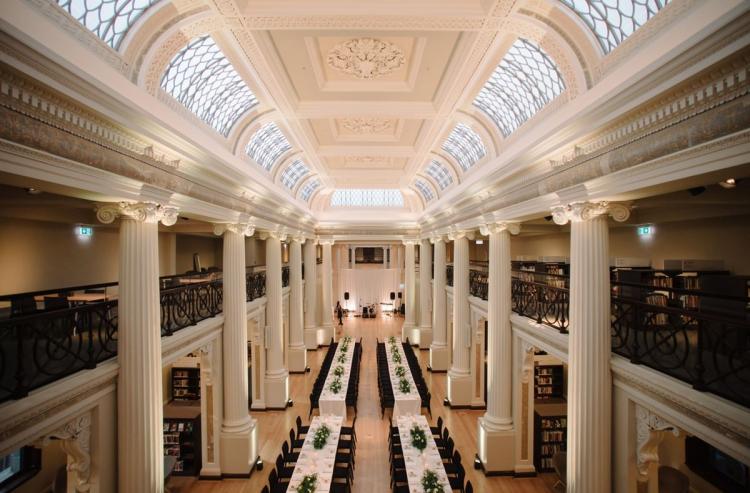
390,292,395,300
398,292,402,299
344,292,350,301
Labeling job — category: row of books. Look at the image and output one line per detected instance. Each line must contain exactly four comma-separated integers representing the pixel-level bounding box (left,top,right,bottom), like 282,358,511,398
540,443,565,456
163,421,194,433
541,430,566,442
540,417,567,429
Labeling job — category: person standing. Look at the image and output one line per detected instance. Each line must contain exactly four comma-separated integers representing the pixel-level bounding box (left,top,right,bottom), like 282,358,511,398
335,301,344,326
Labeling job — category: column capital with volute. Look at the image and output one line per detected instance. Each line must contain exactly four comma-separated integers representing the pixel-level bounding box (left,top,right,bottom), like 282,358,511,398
96,201,179,225
479,222,521,236
447,229,475,241
429,235,446,244
317,238,335,245
551,201,630,225
402,238,419,246
212,223,255,237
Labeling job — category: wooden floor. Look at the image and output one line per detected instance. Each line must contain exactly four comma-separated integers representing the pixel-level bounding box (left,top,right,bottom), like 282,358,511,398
170,315,557,493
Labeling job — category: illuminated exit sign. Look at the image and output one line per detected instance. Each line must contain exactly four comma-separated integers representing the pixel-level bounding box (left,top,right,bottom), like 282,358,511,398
77,226,93,236
637,225,652,236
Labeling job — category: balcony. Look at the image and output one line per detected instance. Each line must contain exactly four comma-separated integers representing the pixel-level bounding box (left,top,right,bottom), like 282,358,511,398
0,268,267,404
468,268,750,408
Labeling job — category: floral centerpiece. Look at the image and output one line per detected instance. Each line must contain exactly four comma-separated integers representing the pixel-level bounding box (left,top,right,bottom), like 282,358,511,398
410,424,427,452
329,377,343,394
295,473,318,493
399,378,411,394
395,366,406,378
392,352,402,364
421,470,441,493
313,425,331,450
388,336,396,344
333,365,345,377
337,353,346,364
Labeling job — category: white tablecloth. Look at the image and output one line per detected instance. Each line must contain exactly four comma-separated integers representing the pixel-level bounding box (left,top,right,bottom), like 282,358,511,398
319,337,355,417
288,415,344,492
385,339,421,417
397,415,452,493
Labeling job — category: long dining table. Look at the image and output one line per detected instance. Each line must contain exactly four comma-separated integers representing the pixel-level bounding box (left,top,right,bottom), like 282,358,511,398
385,337,422,417
396,414,452,493
287,414,344,492
318,336,355,417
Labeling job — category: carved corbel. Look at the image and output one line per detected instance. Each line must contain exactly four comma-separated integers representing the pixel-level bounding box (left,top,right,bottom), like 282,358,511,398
41,413,92,492
636,405,680,481
520,344,536,385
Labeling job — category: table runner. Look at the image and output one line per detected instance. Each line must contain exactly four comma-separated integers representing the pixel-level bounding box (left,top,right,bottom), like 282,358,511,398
396,415,452,493
288,415,344,492
385,337,421,417
319,337,355,417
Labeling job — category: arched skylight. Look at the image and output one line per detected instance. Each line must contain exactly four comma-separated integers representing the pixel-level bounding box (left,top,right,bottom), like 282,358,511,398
425,160,453,190
474,39,564,138
441,123,486,171
330,189,405,208
245,123,292,171
57,0,158,49
300,179,320,201
161,36,258,137
280,159,310,189
414,180,434,202
559,0,669,54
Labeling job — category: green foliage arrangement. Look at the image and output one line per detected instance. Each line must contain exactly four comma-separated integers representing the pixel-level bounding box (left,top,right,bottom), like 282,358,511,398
399,377,411,394
395,366,406,378
410,424,427,452
295,473,318,493
333,365,344,377
329,377,342,394
421,470,441,493
313,425,331,450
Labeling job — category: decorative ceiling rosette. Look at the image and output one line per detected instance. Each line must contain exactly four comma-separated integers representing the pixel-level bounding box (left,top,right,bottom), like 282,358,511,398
327,38,405,79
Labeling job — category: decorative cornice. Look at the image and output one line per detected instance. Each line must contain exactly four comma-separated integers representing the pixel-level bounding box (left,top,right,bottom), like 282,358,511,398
550,201,630,225
327,38,405,79
213,222,255,237
479,222,520,236
95,202,179,226
239,15,486,31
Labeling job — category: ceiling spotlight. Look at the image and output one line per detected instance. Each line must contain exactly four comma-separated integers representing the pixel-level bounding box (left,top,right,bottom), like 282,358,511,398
688,186,706,196
25,187,42,195
719,178,737,189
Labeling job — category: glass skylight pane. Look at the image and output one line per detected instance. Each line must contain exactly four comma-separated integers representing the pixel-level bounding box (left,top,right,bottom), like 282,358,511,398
425,160,453,190
245,123,292,171
57,0,158,49
300,179,320,201
559,0,669,54
441,123,486,171
414,180,434,202
161,35,258,137
280,159,310,189
474,38,564,138
330,189,404,208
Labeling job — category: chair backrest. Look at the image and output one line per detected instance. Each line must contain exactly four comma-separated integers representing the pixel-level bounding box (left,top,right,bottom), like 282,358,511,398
44,296,68,311
261,487,270,493
290,429,296,443
296,415,302,430
453,449,462,466
268,468,278,487
282,440,290,458
276,454,285,470
465,481,473,493
11,296,37,317
437,416,443,432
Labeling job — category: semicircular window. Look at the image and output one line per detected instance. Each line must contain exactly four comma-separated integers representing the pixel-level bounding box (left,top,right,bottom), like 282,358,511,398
57,0,159,49
280,159,310,189
245,123,292,171
425,160,453,190
559,0,669,54
300,179,320,202
414,180,434,202
441,123,486,172
161,35,258,137
330,189,404,208
474,38,564,138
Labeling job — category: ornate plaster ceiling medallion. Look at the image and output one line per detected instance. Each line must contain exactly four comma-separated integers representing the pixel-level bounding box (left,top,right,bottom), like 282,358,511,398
341,117,395,134
327,38,405,79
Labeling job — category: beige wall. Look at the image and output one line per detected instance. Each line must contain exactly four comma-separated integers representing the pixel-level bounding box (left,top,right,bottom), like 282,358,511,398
14,440,66,493
175,235,222,274
511,215,750,274
245,237,266,267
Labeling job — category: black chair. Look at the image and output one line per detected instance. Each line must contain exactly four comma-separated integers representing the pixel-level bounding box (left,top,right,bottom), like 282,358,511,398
275,454,294,479
296,416,309,436
281,441,299,463
10,296,37,317
431,416,444,437
448,462,465,492
465,481,473,493
44,296,69,311
289,429,305,450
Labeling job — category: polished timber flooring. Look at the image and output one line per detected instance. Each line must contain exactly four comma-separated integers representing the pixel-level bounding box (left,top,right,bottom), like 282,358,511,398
172,315,557,493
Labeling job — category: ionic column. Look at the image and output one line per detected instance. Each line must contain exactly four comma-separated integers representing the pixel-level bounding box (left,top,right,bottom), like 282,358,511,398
288,237,307,373
429,237,450,371
551,201,630,493
97,202,178,492
418,239,433,348
402,240,417,343
303,239,318,349
477,222,519,473
264,233,289,409
320,239,335,343
447,232,472,406
213,223,257,475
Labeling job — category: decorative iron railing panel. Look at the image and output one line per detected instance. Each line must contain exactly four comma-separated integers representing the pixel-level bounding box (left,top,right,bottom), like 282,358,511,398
282,266,290,288
246,271,266,301
160,280,223,336
511,278,569,332
0,300,118,403
446,265,454,287
469,270,488,300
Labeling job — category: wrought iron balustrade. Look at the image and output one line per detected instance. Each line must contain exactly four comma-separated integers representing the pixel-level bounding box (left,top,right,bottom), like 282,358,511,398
469,270,488,300
282,265,290,288
160,279,223,336
446,265,454,287
246,271,266,301
511,277,569,332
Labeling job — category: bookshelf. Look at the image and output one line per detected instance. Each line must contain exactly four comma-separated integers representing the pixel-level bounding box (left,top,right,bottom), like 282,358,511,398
534,364,564,401
163,404,202,476
534,403,567,472
171,367,200,401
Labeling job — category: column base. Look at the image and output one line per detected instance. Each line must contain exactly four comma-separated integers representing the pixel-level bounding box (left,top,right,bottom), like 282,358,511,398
401,323,416,344
318,324,334,345
477,417,515,474
304,327,319,350
418,326,432,349
429,344,450,372
446,369,472,406
288,344,307,373
264,371,290,409
220,419,258,477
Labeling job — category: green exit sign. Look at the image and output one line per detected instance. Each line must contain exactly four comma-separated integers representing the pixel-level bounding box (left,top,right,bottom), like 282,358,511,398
637,225,652,236
77,226,93,236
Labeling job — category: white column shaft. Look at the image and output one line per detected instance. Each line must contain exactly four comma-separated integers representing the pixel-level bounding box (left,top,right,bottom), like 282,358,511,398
431,239,447,348
289,241,304,347
118,218,163,492
303,241,317,330
567,215,612,493
321,242,334,340
265,236,284,374
419,239,432,331
451,236,470,372
404,243,416,327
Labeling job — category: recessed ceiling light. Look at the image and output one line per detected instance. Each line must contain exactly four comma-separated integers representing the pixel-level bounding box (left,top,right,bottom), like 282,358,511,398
25,187,42,195
719,178,736,189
